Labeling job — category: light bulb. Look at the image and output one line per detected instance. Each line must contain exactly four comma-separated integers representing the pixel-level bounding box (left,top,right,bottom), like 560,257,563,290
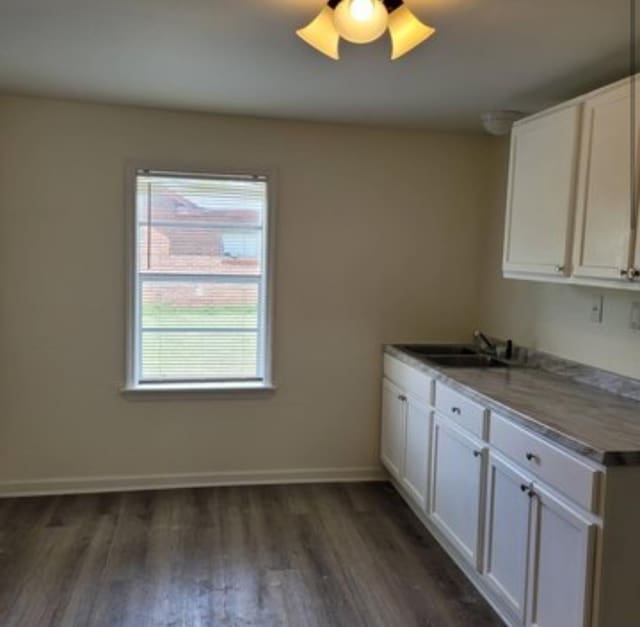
333,0,388,44
350,0,375,22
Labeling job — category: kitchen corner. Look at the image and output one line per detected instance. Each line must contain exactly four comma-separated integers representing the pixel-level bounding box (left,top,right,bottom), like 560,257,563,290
381,337,640,627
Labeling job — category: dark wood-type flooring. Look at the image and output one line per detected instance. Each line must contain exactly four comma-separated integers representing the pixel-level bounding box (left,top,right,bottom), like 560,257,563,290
0,482,504,627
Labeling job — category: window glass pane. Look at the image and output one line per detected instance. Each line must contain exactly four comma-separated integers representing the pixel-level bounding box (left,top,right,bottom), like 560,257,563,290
137,177,264,227
141,281,259,329
134,172,268,386
138,226,261,274
141,331,258,381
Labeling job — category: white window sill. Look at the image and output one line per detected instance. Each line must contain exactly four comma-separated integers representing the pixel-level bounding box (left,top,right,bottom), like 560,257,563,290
120,382,277,401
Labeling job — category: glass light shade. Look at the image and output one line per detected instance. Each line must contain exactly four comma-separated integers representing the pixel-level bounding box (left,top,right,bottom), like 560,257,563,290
388,4,436,60
333,0,388,44
296,6,340,60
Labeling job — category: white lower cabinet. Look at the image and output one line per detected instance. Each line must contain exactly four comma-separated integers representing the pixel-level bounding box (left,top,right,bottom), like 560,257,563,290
527,484,596,627
483,453,596,627
381,377,406,480
379,356,633,627
430,415,486,570
401,394,431,510
484,453,532,623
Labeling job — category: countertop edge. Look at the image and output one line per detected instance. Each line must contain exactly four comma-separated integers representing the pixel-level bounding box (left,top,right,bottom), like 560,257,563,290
384,345,640,467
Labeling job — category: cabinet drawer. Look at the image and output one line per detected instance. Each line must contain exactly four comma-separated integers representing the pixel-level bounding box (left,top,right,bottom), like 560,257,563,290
434,382,488,439
384,355,433,404
490,413,601,512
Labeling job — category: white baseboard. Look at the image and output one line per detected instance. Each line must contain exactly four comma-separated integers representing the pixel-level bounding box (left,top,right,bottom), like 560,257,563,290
0,466,387,498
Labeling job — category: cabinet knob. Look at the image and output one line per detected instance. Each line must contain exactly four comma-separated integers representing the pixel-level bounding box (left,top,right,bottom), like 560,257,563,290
398,394,407,402
520,483,535,497
555,265,565,273
451,407,462,415
525,452,539,463
473,450,482,458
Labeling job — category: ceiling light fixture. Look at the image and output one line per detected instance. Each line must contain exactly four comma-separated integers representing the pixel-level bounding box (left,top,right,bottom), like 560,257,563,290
296,0,435,61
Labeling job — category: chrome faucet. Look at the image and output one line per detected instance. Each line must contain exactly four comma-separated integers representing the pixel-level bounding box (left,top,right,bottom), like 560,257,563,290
473,330,513,360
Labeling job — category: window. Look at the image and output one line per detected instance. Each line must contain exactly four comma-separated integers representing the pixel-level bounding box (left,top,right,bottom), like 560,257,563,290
126,169,273,392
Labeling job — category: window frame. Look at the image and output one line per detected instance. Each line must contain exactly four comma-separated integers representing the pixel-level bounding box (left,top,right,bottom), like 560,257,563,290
122,163,276,397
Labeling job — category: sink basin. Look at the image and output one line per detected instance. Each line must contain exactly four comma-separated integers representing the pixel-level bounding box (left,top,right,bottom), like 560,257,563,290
423,354,509,368
396,343,512,368
397,344,477,356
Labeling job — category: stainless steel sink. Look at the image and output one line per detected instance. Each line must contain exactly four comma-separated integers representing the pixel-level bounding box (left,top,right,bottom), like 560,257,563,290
421,354,509,368
397,344,477,356
396,344,511,368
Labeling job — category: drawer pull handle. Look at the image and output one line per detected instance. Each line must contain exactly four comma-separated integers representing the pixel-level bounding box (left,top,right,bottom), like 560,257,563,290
451,407,462,415
526,452,539,463
473,450,482,458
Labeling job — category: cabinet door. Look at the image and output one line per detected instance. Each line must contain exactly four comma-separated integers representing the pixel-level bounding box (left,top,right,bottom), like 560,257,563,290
528,485,596,627
381,378,406,480
634,97,640,275
484,453,533,623
401,395,431,510
430,415,486,569
635,218,640,277
503,105,581,278
573,81,637,281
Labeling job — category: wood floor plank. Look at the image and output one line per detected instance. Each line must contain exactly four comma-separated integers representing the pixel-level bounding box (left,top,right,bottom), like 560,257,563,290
0,483,504,627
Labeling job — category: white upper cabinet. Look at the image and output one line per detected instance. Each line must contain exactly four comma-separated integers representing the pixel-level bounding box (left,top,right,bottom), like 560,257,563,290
573,81,636,281
503,105,581,278
503,74,640,289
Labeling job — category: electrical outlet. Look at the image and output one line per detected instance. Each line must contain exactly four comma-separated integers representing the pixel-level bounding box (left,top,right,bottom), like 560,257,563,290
631,302,640,331
590,295,604,324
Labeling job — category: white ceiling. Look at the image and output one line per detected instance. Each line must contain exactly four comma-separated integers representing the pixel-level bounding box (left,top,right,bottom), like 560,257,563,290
0,0,634,131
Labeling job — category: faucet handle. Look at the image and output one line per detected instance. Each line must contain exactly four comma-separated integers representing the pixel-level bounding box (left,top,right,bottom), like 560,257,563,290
505,339,513,360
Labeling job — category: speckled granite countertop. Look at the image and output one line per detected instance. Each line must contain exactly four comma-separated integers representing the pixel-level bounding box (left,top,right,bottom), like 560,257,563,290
385,345,640,466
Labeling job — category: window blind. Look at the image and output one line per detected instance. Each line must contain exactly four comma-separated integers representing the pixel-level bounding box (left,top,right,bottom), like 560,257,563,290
133,171,269,385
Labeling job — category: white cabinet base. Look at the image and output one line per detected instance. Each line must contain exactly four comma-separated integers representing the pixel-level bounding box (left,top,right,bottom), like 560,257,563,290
484,454,532,623
527,484,596,627
382,354,640,627
401,395,431,510
381,378,406,480
430,416,486,570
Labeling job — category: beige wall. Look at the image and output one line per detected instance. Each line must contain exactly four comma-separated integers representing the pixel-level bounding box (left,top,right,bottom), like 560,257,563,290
479,139,640,380
0,95,495,489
